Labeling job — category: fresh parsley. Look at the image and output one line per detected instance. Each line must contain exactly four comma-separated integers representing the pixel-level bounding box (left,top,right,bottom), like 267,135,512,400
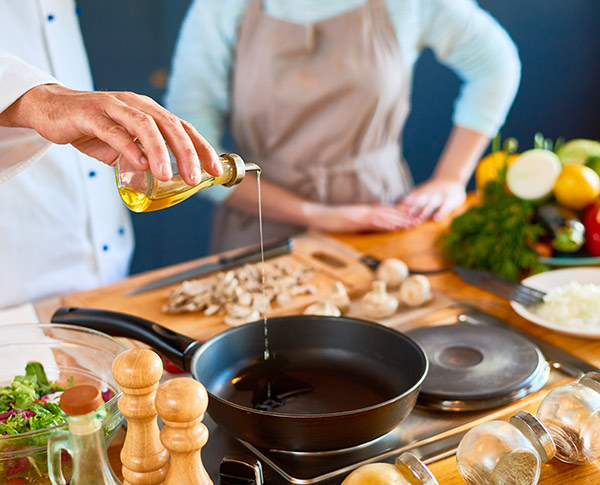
442,181,549,280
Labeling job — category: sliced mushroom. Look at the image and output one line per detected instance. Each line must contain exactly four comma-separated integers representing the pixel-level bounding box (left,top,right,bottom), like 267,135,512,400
375,258,409,289
224,310,261,327
399,274,432,307
360,280,398,319
303,300,341,317
163,258,315,315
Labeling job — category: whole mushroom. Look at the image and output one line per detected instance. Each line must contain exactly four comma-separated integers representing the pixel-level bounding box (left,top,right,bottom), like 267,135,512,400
360,280,399,319
399,274,432,307
327,281,351,314
303,300,342,317
375,258,409,289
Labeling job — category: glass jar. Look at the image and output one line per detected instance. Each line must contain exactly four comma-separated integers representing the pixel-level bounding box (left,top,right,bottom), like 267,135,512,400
456,410,556,485
341,452,438,485
536,371,600,464
47,385,122,485
116,144,260,212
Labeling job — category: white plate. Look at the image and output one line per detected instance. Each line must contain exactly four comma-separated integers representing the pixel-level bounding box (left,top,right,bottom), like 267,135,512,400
511,267,600,339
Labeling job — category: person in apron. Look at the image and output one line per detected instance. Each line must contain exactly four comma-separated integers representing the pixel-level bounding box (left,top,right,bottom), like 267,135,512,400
166,0,520,252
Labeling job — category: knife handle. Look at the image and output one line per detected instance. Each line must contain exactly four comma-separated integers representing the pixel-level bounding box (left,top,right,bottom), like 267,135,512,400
217,237,294,266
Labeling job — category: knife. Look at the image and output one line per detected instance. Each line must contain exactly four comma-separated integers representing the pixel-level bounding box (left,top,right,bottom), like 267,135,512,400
127,237,294,295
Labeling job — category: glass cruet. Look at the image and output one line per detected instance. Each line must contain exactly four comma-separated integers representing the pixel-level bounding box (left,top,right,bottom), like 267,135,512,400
116,143,260,213
341,451,439,484
47,384,121,485
456,410,556,485
536,371,600,464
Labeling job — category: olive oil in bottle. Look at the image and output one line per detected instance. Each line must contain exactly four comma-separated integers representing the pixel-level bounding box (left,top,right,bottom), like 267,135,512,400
116,150,260,213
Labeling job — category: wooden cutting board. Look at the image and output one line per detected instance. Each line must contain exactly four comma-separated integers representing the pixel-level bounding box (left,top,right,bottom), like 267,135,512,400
61,233,375,341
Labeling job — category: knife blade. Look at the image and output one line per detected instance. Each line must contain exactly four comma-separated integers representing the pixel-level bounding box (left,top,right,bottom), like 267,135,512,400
127,237,294,295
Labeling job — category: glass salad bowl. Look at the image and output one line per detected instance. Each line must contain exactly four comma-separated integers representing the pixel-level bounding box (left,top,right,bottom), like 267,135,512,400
0,323,127,484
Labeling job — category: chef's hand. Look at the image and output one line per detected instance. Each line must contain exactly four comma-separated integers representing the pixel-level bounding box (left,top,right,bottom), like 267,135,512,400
305,203,415,233
396,178,466,224
0,84,222,184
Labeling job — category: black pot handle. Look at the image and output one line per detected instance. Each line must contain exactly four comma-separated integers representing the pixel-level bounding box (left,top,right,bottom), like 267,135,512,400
51,307,201,371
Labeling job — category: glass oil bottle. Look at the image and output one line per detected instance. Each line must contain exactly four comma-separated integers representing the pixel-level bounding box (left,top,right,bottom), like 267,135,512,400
116,146,260,213
47,384,121,485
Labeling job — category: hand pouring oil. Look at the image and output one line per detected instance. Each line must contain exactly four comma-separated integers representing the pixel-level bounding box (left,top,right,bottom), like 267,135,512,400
116,149,260,213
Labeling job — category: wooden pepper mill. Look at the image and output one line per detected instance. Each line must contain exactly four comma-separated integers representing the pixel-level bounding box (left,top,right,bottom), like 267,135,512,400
112,348,170,485
155,377,212,485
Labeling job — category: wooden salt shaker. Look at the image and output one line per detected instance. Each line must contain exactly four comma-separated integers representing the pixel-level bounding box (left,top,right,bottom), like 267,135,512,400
155,377,212,485
112,348,170,485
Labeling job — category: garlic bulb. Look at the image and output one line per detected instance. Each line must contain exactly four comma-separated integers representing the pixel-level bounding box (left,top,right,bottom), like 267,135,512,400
360,280,399,319
399,274,432,307
328,281,351,313
375,258,409,289
303,300,342,317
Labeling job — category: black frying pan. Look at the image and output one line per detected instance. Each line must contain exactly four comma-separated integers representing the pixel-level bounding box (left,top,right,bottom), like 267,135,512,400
51,307,428,451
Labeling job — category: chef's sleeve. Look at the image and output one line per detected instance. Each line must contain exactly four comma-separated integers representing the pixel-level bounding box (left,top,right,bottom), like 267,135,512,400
0,51,60,183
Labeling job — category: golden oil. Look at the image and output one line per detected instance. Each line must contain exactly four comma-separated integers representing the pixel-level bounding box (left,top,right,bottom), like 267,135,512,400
116,152,260,213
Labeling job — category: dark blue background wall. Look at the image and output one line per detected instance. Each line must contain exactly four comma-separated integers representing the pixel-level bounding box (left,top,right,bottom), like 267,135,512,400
78,0,600,274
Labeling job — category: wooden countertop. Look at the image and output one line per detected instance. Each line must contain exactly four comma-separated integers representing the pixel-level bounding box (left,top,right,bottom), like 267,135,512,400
330,218,600,484
39,199,600,484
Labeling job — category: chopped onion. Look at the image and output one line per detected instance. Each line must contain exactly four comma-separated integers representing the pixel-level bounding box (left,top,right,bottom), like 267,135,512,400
535,281,600,329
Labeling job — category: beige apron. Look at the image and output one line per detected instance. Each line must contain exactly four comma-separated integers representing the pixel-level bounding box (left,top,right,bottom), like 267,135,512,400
210,0,413,252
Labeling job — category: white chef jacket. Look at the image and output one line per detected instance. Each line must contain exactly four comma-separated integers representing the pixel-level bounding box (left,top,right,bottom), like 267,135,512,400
0,1,134,308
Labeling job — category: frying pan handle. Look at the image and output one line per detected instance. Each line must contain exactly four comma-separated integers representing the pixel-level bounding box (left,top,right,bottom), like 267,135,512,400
51,307,201,371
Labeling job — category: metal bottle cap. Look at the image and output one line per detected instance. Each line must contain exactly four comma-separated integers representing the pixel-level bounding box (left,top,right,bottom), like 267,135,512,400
221,153,261,187
395,452,439,485
580,372,600,395
510,410,556,463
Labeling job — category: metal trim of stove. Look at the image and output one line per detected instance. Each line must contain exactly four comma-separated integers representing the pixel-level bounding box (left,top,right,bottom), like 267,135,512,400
211,302,600,485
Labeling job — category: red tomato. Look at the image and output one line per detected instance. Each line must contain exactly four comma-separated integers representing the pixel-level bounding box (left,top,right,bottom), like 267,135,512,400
583,201,600,256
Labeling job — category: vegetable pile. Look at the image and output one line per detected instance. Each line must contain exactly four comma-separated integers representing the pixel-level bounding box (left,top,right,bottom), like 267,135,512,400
0,362,67,437
444,135,600,279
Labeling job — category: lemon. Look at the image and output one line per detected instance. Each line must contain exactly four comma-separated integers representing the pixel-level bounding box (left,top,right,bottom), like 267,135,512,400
553,165,600,210
556,139,600,166
475,151,518,191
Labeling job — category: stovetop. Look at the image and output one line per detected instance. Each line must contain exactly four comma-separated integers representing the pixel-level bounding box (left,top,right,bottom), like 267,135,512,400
201,302,600,484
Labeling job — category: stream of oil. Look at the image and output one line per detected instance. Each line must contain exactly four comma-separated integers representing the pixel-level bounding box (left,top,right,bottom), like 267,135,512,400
255,173,314,410
256,172,270,362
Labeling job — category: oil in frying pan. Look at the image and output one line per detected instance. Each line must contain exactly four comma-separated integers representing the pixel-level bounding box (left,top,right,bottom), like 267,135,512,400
232,356,313,411
229,355,397,414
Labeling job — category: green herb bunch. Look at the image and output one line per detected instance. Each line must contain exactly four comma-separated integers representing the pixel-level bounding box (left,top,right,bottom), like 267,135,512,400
442,180,549,280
